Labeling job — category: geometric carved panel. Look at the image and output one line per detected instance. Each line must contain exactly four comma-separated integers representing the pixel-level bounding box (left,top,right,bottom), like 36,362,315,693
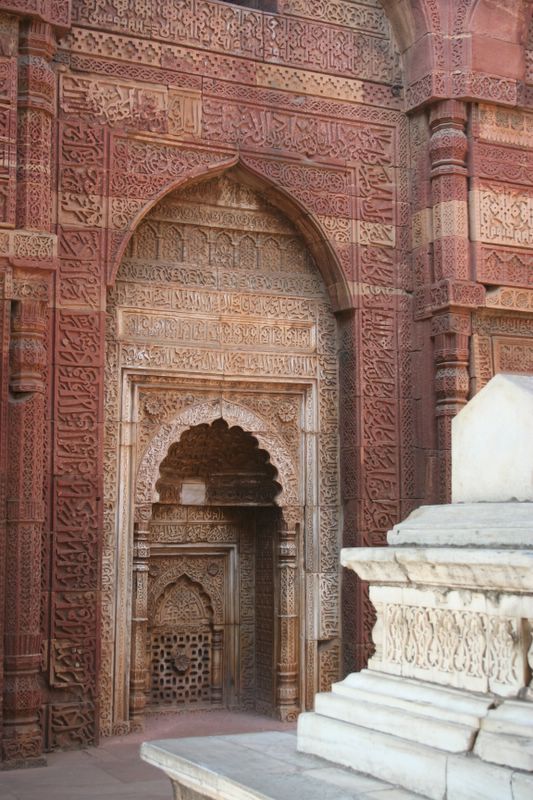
150,629,212,707
149,574,215,708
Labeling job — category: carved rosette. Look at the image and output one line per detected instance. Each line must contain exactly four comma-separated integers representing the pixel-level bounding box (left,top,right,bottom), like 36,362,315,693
2,298,48,766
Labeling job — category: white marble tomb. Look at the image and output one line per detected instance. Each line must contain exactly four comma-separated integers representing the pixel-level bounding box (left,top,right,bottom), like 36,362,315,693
298,373,533,800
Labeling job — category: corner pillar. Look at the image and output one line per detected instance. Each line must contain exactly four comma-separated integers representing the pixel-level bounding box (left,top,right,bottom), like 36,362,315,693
428,100,480,501
276,508,300,721
2,297,47,767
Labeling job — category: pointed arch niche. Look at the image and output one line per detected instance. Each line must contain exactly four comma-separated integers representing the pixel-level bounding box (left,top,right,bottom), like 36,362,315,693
103,168,342,733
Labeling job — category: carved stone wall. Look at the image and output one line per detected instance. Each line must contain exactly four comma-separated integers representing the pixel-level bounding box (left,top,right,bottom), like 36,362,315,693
2,0,533,761
468,101,533,394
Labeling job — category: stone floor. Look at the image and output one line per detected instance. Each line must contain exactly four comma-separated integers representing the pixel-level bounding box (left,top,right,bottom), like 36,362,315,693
0,711,420,799
0,710,296,800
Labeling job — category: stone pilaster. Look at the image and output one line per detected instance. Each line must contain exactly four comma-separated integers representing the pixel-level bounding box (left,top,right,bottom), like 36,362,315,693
2,297,47,767
129,505,151,733
428,100,478,502
211,627,224,705
276,508,300,721
16,19,55,233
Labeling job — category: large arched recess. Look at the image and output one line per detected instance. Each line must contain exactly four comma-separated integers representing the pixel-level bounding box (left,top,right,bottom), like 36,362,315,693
468,0,532,82
102,160,352,730
379,0,439,85
379,0,432,56
107,159,352,314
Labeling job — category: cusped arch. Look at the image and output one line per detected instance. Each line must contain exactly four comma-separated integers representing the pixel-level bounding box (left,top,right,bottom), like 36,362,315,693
149,568,221,624
109,159,351,312
136,399,299,509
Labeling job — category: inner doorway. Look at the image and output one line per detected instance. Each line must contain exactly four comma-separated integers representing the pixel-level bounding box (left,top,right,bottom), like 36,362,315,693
133,419,285,720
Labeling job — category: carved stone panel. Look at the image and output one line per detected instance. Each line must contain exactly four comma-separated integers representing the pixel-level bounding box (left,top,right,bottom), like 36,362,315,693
150,581,214,707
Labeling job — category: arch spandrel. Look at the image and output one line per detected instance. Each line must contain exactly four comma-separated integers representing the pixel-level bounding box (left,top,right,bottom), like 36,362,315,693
108,160,352,313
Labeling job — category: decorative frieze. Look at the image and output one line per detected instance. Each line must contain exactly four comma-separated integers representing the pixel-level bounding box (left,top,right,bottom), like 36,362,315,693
60,75,201,138
476,103,533,149
71,0,397,84
118,310,315,352
377,602,525,694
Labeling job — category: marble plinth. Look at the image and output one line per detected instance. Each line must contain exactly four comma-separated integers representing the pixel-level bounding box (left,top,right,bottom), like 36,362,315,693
298,497,533,798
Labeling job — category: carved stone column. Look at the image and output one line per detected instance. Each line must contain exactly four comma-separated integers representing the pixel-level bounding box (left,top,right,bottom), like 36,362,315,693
211,627,223,705
129,506,151,732
16,20,55,233
276,508,300,721
432,310,471,500
2,297,47,767
428,100,479,501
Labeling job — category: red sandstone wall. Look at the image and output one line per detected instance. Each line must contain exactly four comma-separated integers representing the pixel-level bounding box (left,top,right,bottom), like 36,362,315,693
0,0,532,765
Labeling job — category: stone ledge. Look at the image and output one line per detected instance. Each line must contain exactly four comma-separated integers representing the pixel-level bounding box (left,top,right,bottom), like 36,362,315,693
341,545,533,592
317,670,494,752
387,503,533,548
298,711,533,800
140,731,421,799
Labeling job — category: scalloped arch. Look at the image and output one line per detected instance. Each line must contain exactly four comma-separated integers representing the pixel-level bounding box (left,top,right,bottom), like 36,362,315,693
136,399,299,508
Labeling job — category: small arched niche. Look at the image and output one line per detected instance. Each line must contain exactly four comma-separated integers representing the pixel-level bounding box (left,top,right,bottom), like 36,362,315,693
133,418,287,720
156,418,282,507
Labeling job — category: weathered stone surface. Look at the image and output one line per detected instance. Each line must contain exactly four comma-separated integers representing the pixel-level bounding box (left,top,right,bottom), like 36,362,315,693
388,503,533,547
2,0,533,765
141,731,421,800
452,373,533,502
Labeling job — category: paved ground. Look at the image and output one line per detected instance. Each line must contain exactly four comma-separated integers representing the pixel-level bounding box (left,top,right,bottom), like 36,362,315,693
0,710,296,800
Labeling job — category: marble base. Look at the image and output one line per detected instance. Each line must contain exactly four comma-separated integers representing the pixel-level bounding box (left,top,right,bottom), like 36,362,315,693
297,679,533,800
298,711,448,800
475,699,533,771
312,670,493,752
